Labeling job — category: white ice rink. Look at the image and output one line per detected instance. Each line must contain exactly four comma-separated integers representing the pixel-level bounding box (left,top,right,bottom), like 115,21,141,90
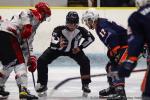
4,67,145,100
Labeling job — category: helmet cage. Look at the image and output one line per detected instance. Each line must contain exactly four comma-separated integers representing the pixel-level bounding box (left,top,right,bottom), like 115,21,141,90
82,9,99,29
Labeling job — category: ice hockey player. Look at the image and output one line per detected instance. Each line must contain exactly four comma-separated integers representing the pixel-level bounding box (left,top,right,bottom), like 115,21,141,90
0,2,51,99
116,0,150,100
82,8,128,100
36,11,95,96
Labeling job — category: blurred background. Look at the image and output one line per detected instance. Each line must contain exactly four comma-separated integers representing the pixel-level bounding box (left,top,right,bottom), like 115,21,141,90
0,0,136,7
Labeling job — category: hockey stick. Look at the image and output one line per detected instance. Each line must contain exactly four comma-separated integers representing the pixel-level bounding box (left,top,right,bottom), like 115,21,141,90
25,39,36,88
49,68,147,96
31,72,36,88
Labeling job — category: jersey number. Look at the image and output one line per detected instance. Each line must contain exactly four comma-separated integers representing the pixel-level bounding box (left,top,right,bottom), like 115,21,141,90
99,29,107,37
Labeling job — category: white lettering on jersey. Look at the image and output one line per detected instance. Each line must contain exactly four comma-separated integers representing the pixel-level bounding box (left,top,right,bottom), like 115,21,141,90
99,28,107,38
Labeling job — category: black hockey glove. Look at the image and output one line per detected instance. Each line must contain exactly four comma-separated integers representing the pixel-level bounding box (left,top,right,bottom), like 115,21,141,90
118,60,137,78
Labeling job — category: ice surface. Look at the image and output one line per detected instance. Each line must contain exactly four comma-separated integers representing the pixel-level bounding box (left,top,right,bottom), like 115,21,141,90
5,67,145,100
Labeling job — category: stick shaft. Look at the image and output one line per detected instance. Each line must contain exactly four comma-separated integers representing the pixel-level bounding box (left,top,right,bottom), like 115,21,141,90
25,39,36,88
54,68,147,90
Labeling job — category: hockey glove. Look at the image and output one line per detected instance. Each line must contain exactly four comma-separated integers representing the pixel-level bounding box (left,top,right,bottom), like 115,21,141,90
28,55,37,72
72,47,81,54
59,36,67,48
21,24,32,39
118,60,137,78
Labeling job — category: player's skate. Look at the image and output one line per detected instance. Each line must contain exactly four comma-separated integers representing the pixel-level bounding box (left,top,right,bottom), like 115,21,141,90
99,86,116,98
0,86,9,99
82,84,91,97
19,86,38,100
107,86,127,100
36,83,47,97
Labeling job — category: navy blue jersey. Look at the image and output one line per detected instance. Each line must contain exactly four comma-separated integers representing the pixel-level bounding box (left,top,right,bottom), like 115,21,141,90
127,4,150,97
128,4,150,57
95,18,127,49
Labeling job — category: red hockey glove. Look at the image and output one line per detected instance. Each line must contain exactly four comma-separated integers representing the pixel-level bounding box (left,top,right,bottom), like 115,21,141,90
21,24,32,39
28,55,37,72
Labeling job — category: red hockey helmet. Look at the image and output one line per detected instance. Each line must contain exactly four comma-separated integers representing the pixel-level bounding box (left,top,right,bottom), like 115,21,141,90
35,2,51,20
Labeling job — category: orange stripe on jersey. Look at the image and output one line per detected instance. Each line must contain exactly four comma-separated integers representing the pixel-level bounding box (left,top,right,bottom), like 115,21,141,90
119,49,128,64
112,45,120,53
128,56,138,62
141,69,149,92
121,45,128,49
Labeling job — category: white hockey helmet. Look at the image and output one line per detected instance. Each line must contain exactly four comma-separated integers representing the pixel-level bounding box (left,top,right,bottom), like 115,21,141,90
82,8,99,24
135,0,150,7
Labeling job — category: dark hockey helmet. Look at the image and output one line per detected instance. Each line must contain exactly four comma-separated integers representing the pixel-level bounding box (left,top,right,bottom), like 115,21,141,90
35,2,51,20
66,11,79,24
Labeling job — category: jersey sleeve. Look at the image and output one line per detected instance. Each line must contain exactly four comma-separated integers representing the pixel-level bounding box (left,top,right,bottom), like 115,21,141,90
79,27,95,49
50,26,62,50
103,27,120,49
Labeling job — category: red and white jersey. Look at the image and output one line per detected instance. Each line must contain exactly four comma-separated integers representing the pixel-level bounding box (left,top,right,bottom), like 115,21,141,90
0,9,41,37
0,9,43,60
